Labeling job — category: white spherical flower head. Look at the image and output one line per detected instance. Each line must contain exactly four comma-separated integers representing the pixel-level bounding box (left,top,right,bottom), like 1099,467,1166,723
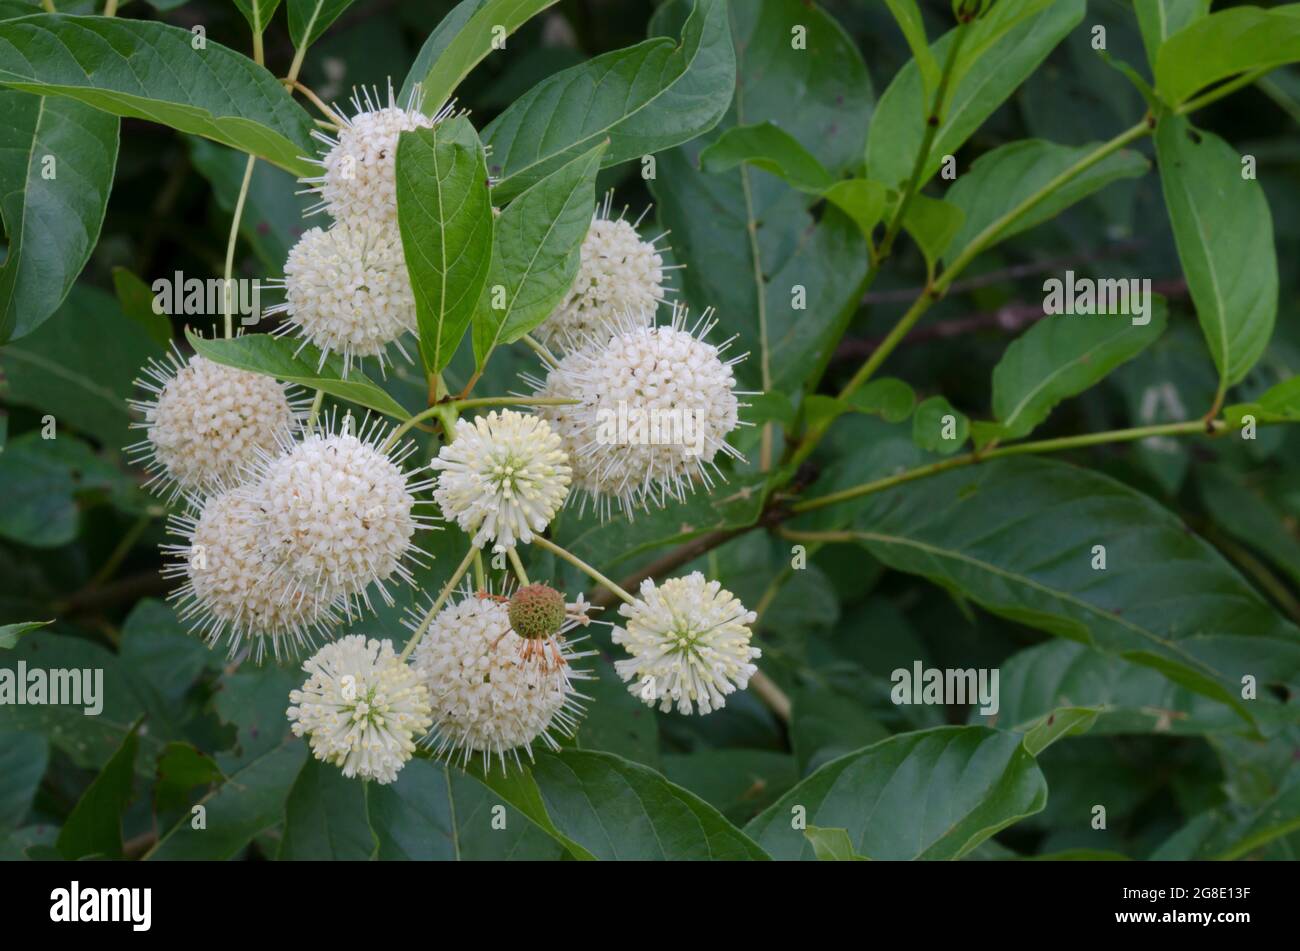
410,592,590,770
534,201,668,349
245,417,434,613
163,489,339,660
128,349,304,499
431,410,571,551
287,635,433,784
613,572,760,715
302,83,452,227
533,306,746,516
270,218,416,376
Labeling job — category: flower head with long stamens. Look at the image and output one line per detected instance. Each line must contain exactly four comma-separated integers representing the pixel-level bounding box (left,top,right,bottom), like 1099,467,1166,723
409,586,595,771
266,218,417,377
238,413,437,617
530,304,748,517
431,410,571,551
163,487,340,661
127,348,307,500
288,635,432,784
533,194,670,350
300,82,455,228
612,572,760,715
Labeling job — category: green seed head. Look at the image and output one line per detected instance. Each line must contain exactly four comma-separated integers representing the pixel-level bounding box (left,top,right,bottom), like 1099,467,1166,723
508,584,567,640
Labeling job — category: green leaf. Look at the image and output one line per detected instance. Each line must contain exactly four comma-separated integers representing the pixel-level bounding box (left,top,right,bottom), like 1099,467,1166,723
0,732,46,834
0,15,317,176
883,0,938,99
1135,0,1210,69
396,118,493,375
154,742,224,816
912,395,969,455
471,142,603,369
831,457,1300,719
467,748,770,860
698,122,887,239
901,193,963,279
699,120,834,192
232,0,282,38
0,284,161,448
1018,706,1099,757
0,620,50,649
746,726,1047,860
482,0,734,201
867,0,1084,190
1155,5,1300,107
650,0,873,394
660,750,797,826
945,139,1150,263
0,89,118,343
1156,115,1277,387
1224,374,1300,425
984,640,1245,737
1153,765,1300,860
286,0,354,51
186,330,412,420
403,0,560,119
973,298,1168,445
804,825,868,861
279,758,376,860
111,267,171,349
368,758,563,860
56,719,140,860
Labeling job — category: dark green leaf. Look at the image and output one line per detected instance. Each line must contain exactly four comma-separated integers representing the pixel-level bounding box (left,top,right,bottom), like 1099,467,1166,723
111,267,171,349
187,330,412,420
287,0,354,51
912,395,969,455
232,0,282,38
699,120,834,192
804,825,868,860
396,117,493,374
0,15,317,175
279,757,376,860
0,731,46,833
901,193,963,278
746,726,1047,860
0,620,49,649
482,0,733,201
56,719,139,859
0,89,118,343
1155,6,1300,107
1135,0,1210,69
471,142,603,368
1156,115,1277,387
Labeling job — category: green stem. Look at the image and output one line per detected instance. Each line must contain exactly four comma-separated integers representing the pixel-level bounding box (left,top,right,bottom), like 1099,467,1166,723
530,535,634,604
507,547,530,586
473,549,486,590
521,333,559,366
791,419,1222,514
40,0,54,11
380,397,578,453
287,45,309,84
85,514,152,592
103,0,118,16
878,20,973,257
221,155,256,339
398,546,477,662
304,389,324,436
1176,68,1272,117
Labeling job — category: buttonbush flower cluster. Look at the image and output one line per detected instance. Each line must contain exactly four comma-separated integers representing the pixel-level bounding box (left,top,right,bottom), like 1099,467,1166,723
126,80,761,786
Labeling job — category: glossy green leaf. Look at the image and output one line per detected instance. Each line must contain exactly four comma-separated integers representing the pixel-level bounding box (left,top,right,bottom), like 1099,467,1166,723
804,825,868,861
0,89,118,343
56,719,139,859
232,0,282,38
368,758,563,860
912,394,969,455
974,298,1168,445
396,118,493,374
1155,5,1300,107
279,758,376,860
0,620,49,650
699,120,834,192
0,15,317,176
467,748,770,860
866,0,1083,190
1019,706,1099,757
403,0,560,118
834,457,1300,719
187,330,412,420
471,142,602,368
1156,115,1277,387
945,139,1149,263
883,0,938,98
287,0,354,51
482,0,733,201
746,726,1047,860
1135,0,1210,69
